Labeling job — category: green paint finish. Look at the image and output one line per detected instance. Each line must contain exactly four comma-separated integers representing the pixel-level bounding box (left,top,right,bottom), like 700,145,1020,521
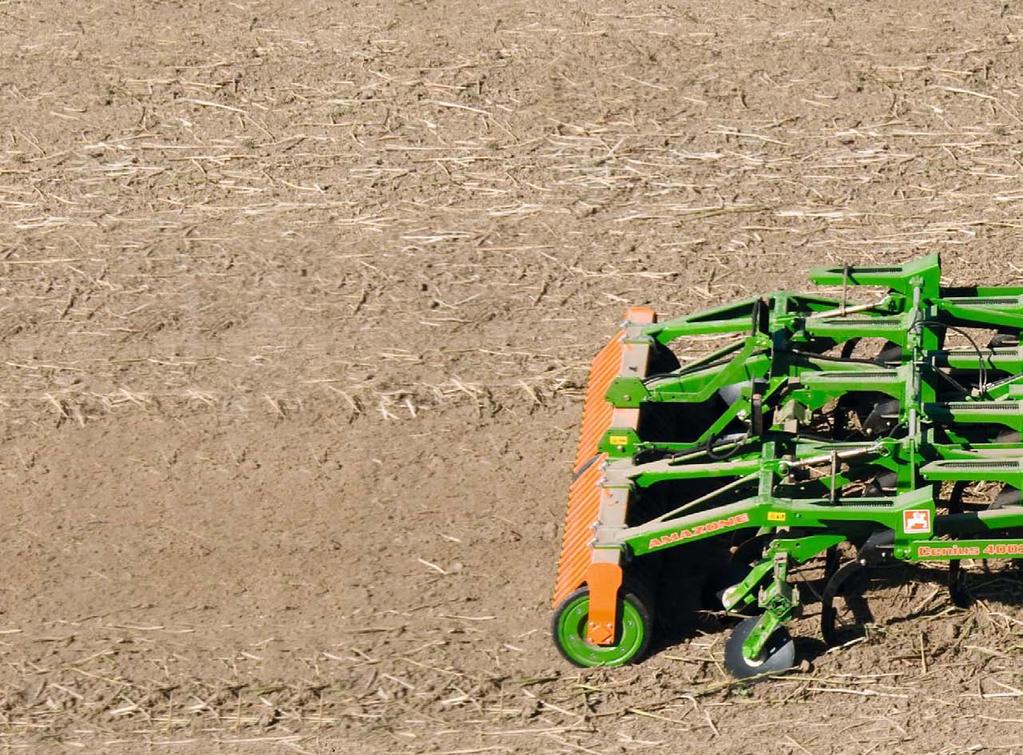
599,427,641,457
556,253,1023,673
554,591,648,667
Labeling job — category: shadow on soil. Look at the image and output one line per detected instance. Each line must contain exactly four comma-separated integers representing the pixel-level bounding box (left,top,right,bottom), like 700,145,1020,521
644,553,1023,668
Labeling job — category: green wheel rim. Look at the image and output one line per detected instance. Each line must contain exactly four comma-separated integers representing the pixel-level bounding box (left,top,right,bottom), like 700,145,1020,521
556,593,646,667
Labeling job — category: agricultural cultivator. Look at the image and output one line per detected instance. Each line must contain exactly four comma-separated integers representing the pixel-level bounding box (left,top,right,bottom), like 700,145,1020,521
552,254,1023,678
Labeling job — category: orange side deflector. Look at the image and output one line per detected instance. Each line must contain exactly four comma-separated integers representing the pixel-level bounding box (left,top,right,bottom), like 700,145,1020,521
572,333,624,471
553,330,625,608
553,452,608,607
553,309,656,615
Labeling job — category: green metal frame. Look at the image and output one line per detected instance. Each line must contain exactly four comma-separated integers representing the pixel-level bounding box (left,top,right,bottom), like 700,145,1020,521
583,254,1023,665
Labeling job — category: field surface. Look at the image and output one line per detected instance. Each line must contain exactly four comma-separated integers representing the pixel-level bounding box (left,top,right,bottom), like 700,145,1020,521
4,1,1023,752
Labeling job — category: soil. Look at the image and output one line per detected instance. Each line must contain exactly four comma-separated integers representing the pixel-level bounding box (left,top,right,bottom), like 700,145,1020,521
3,0,1023,752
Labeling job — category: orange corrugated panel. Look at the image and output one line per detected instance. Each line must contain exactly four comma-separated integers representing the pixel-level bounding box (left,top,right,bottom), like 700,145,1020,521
553,453,608,606
554,314,655,609
572,333,624,470
554,329,632,606
556,458,601,605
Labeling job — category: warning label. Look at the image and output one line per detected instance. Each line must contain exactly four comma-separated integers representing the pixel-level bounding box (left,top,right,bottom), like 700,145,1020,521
902,509,932,535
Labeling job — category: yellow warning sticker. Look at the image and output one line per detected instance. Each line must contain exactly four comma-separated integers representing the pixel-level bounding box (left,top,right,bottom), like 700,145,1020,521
608,435,629,446
767,511,787,522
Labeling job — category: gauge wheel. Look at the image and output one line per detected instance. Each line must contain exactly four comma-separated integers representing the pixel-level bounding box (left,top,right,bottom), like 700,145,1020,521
723,615,796,679
552,582,653,668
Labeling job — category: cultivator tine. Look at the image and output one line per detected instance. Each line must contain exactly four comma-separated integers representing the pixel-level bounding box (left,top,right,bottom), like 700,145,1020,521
551,253,1023,675
554,307,656,611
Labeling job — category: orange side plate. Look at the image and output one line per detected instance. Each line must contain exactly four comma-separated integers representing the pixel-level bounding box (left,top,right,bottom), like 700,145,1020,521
552,332,624,609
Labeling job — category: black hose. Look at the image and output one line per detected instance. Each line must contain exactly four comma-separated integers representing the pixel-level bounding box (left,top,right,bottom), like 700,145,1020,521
915,319,989,397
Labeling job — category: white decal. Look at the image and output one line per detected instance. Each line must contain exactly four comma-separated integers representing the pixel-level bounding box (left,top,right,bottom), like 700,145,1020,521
903,509,932,535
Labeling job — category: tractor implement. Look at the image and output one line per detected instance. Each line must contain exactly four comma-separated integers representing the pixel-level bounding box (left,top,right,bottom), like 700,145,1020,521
550,254,1023,677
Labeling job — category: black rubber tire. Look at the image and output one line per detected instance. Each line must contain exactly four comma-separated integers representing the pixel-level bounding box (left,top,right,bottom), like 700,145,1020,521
723,616,796,679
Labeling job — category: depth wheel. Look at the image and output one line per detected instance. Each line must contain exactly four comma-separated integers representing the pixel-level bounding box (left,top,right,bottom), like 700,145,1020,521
723,616,795,679
552,583,653,668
